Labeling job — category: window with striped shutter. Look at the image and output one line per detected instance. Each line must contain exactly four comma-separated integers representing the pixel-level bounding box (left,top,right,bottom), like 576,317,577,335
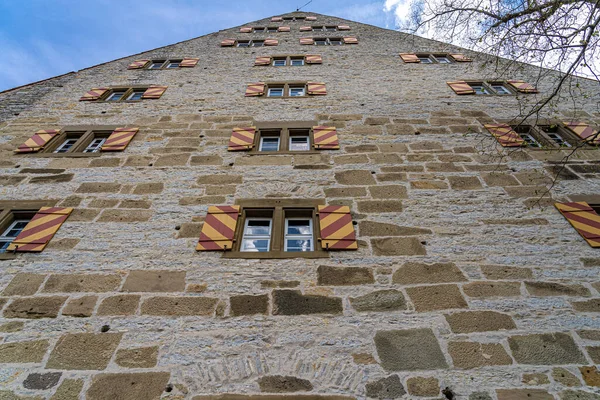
80,88,109,101
484,124,526,147
179,58,199,67
300,38,315,45
449,54,472,62
555,202,600,247
305,54,322,64
228,127,256,151
142,86,168,99
307,82,327,95
101,128,139,151
255,56,272,66
563,121,600,144
196,206,240,251
446,81,475,95
312,126,339,149
343,37,358,44
220,39,236,47
264,39,279,46
15,130,60,153
507,80,538,93
317,205,358,250
245,83,265,96
128,60,150,69
400,53,420,63
6,207,73,252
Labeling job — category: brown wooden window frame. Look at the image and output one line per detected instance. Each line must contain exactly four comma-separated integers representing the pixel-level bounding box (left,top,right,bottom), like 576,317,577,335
0,200,52,260
34,125,121,157
249,121,319,155
223,199,329,259
99,87,152,102
263,82,310,98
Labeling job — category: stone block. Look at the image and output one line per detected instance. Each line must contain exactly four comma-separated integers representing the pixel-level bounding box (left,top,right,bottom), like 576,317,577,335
335,170,376,185
482,172,520,187
67,208,100,222
272,290,342,315
365,375,406,399
133,182,164,194
386,124,415,135
525,282,591,297
261,280,300,289
197,174,243,185
374,329,448,371
368,185,407,199
508,333,586,365
324,187,367,197
350,289,406,312
572,299,600,312
97,209,153,222
365,117,390,125
409,141,443,151
115,346,158,368
124,155,153,167
406,377,439,396
76,183,121,193
376,173,408,181
559,391,600,400
352,353,377,364
449,341,512,369
581,366,600,387
333,154,369,164
0,340,49,363
552,368,581,386
317,265,374,286
141,296,218,316
46,333,123,370
406,285,468,312
577,330,600,340
122,270,186,292
392,262,467,284
89,158,121,167
4,296,67,319
0,321,23,332
206,185,237,195
177,222,203,238
43,274,121,293
23,373,61,390
426,162,465,172
236,156,292,166
379,143,409,153
345,144,378,153
62,295,98,317
0,176,25,185
50,379,84,400
448,176,483,190
496,389,554,400
119,200,152,209
179,196,227,205
88,199,119,208
230,294,269,316
445,311,516,333
2,273,45,296
29,173,74,183
97,295,140,315
410,181,448,190
86,372,170,400
481,265,533,280
371,238,426,256
368,153,402,164
523,373,550,385
359,221,431,236
462,282,522,297
257,375,313,393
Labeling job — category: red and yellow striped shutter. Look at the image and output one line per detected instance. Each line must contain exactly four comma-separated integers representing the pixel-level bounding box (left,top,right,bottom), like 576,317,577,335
15,130,60,153
300,38,314,45
277,26,291,32
449,54,472,62
563,121,600,145
317,205,358,250
400,53,420,63
555,202,600,248
220,39,236,47
240,27,253,33
447,81,475,95
196,206,240,251
305,54,322,64
313,126,339,150
300,26,312,31
127,60,150,69
338,25,351,30
271,17,283,22
142,86,168,99
228,127,256,151
7,207,73,252
306,16,317,21
245,83,265,97
179,58,199,67
255,56,272,66
80,88,109,101
484,124,525,147
507,80,538,93
264,39,279,46
101,127,139,151
307,82,327,95
343,37,358,44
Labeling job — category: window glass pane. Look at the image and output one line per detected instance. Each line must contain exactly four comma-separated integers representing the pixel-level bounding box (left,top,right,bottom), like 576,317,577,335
127,91,144,101
289,87,305,97
285,239,313,252
267,27,277,32
273,59,286,66
107,92,125,101
290,136,309,151
237,41,250,47
54,138,78,153
0,241,10,252
329,40,343,45
260,137,280,151
251,41,264,47
149,62,164,69
418,57,432,63
244,219,271,235
241,239,270,252
491,85,511,95
548,133,571,147
315,40,327,46
519,133,541,147
84,138,106,153
286,219,311,234
267,88,284,97
436,57,451,63
0,219,31,253
325,26,337,31
471,85,489,95
166,62,180,68
290,59,304,66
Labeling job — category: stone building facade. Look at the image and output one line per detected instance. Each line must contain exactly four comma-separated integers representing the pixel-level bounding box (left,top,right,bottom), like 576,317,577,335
1,10,600,400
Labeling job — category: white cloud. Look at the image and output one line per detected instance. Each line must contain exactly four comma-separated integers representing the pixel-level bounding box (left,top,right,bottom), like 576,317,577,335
382,0,412,30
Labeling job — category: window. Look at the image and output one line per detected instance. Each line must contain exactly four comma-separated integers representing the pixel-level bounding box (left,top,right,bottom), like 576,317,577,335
434,55,451,63
0,201,52,259
289,131,310,151
512,125,542,148
166,60,181,68
264,83,308,97
106,91,126,101
284,219,313,251
448,80,534,95
289,86,305,97
490,83,512,95
313,38,344,46
54,138,79,153
251,123,317,154
88,87,164,102
84,137,107,153
267,87,284,97
418,55,433,63
40,127,116,155
539,125,573,147
126,90,145,101
0,219,30,253
282,16,305,21
251,40,264,47
149,61,165,69
290,57,304,66
266,27,278,33
259,135,280,151
471,84,491,95
237,40,250,47
241,218,272,252
273,58,287,66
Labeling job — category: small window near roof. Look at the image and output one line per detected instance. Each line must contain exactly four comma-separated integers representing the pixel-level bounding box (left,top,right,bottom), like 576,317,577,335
126,90,145,101
149,61,165,69
260,136,280,151
273,58,287,66
325,26,337,31
471,84,490,95
237,40,250,47
267,27,278,32
290,58,304,66
267,88,284,97
490,83,512,95
241,218,272,252
434,55,451,63
329,39,343,45
315,39,327,46
166,60,181,68
418,56,433,63
106,91,126,101
251,40,264,47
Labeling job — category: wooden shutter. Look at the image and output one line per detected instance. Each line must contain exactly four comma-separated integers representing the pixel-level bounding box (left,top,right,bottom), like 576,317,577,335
277,26,290,32
142,86,168,99
449,53,472,62
343,37,358,44
255,56,272,66
6,207,73,253
220,39,235,47
555,202,600,248
271,17,283,22
338,25,351,30
400,53,420,63
196,206,240,251
317,205,358,250
306,16,317,21
300,38,314,45
240,27,253,33
101,127,139,151
447,81,475,95
563,121,600,145
127,60,150,69
179,58,199,67
80,88,109,101
245,83,265,97
507,80,538,93
264,39,278,46
313,126,339,150
300,26,312,31
307,82,327,95
305,54,322,64
228,127,256,151
484,124,525,147
15,130,60,153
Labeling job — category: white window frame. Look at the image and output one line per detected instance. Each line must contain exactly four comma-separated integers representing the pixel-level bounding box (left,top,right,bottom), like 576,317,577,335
471,85,490,95
284,218,314,252
418,56,433,63
267,88,284,97
290,58,304,66
166,61,181,68
0,219,30,253
106,91,126,101
289,135,310,151
251,40,264,47
84,137,107,153
54,138,79,153
126,91,144,101
241,218,272,252
519,132,542,147
273,59,287,67
547,132,572,147
148,61,165,69
289,87,306,97
329,39,343,46
435,56,451,63
259,136,280,151
237,41,250,47
491,84,511,95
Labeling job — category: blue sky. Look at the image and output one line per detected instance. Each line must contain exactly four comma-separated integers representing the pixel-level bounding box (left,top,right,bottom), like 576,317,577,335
0,0,404,91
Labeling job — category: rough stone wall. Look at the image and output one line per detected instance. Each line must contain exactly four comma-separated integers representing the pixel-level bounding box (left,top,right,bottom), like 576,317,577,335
0,11,600,400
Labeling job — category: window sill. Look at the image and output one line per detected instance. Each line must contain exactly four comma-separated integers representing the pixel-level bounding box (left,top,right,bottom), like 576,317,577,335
0,253,17,261
27,153,101,158
222,250,329,259
248,150,321,155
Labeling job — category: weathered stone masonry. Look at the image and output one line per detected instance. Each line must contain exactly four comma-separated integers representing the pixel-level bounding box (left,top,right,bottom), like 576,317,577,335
1,10,600,400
